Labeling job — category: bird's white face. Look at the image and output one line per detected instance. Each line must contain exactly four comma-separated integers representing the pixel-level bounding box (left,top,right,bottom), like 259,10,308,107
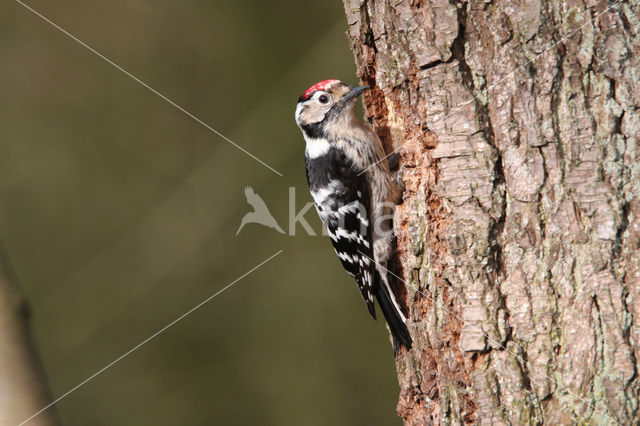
294,79,370,143
295,79,346,127
294,89,337,126
295,78,373,128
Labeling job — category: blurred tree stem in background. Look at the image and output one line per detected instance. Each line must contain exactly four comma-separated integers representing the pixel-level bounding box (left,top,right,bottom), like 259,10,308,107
343,0,640,423
0,246,58,425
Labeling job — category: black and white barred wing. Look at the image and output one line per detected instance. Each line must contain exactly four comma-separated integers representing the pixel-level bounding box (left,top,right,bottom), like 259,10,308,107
309,167,376,318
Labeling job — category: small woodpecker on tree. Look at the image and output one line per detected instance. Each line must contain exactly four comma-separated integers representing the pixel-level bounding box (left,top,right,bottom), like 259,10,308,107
295,79,412,350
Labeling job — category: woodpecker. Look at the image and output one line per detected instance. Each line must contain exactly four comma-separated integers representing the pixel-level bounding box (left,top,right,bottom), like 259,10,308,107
295,79,412,349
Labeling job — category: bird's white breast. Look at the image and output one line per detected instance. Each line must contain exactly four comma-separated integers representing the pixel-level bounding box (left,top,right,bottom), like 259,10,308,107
304,135,331,159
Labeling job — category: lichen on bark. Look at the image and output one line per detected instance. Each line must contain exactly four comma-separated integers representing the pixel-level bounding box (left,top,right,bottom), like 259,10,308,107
342,0,640,423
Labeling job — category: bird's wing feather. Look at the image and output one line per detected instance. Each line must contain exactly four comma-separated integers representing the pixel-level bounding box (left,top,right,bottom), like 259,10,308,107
328,184,376,318
307,149,376,318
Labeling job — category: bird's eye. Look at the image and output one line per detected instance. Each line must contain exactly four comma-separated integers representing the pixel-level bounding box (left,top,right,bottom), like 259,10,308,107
319,94,329,104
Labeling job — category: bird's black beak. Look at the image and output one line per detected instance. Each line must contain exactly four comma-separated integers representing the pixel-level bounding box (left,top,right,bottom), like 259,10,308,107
343,85,370,102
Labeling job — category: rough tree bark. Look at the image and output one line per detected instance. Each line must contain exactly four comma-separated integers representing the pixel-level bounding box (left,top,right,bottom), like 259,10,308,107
0,247,59,425
342,0,639,424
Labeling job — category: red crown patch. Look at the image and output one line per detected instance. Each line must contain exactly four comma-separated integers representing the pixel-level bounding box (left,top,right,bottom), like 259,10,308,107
300,79,340,101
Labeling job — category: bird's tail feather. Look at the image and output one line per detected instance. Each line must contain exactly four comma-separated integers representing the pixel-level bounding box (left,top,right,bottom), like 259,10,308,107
374,270,412,350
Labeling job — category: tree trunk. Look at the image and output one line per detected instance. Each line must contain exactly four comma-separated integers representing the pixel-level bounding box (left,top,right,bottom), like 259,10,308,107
0,246,59,425
342,0,640,423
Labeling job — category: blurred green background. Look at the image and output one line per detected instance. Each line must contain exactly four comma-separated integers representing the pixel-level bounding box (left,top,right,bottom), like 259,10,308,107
0,1,401,425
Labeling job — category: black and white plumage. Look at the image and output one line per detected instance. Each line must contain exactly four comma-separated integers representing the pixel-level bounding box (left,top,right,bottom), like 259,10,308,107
295,79,412,350
307,149,376,315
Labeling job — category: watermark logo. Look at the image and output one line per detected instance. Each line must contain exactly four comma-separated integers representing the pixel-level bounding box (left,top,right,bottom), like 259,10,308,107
236,186,285,235
236,186,395,238
236,186,319,236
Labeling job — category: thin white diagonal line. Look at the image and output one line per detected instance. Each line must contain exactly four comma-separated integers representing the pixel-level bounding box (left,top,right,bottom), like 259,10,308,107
358,250,621,426
19,249,284,426
14,0,283,177
358,1,622,176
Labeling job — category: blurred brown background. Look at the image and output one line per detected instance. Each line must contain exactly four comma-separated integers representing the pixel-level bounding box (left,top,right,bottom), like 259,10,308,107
0,1,401,425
